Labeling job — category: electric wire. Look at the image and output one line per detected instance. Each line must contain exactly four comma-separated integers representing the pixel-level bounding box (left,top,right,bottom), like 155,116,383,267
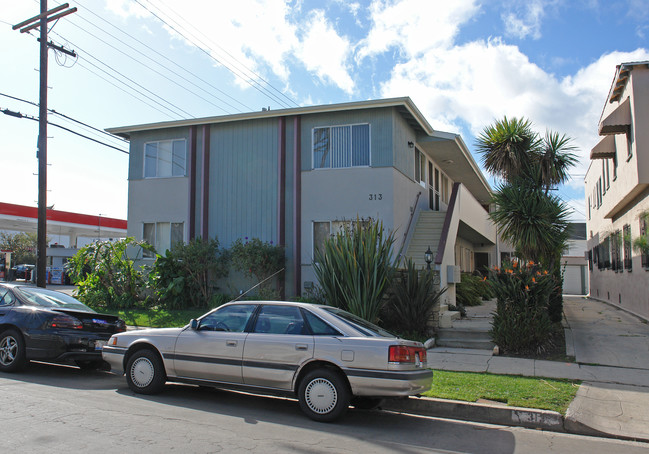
0,92,129,145
1,106,129,154
147,0,299,108
74,61,178,120
133,0,294,109
70,0,252,113
45,32,192,120
61,18,237,115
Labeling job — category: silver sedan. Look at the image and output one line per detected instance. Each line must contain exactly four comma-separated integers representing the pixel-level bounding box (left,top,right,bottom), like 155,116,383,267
102,301,432,422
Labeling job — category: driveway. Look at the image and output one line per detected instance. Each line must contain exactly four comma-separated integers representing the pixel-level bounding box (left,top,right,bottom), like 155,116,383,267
563,296,649,369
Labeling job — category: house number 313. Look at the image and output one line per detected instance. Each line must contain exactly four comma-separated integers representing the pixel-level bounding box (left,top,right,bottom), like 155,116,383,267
369,193,383,200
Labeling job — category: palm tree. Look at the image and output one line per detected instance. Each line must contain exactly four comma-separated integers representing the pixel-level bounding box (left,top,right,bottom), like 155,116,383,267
535,131,578,195
476,117,577,268
475,117,539,181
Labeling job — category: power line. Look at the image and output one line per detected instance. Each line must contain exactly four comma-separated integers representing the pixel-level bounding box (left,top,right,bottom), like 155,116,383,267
62,17,239,115
46,31,192,119
0,91,129,144
1,107,129,154
149,0,299,108
74,61,178,120
69,0,252,113
133,0,295,109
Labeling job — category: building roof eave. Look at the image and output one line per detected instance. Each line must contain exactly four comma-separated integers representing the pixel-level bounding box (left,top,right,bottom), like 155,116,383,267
106,97,435,139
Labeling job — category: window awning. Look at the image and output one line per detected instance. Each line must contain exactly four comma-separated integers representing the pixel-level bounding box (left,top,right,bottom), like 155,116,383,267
599,97,630,135
590,135,617,160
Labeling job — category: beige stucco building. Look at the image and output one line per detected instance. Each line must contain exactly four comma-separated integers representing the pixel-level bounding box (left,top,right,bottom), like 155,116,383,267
585,61,649,320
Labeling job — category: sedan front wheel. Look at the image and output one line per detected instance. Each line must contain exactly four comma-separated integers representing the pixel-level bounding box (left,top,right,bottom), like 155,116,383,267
126,349,166,394
298,369,350,422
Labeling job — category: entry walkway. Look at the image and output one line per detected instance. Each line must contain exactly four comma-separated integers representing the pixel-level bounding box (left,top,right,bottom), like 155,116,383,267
427,296,649,440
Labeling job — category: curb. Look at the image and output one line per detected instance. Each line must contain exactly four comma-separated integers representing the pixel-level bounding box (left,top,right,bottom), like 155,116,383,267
382,396,565,432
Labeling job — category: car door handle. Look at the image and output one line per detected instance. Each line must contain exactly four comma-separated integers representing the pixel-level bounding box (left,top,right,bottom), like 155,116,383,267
226,340,237,347
295,344,308,351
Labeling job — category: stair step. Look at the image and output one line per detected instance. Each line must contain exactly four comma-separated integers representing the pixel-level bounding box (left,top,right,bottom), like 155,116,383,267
437,328,492,341
435,338,496,350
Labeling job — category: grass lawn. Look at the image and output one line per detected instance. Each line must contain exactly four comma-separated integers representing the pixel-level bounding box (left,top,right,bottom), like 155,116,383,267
424,370,580,415
95,307,208,328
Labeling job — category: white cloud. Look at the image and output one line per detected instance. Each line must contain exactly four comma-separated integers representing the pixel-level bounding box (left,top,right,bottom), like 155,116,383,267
501,0,547,40
357,0,480,59
102,0,356,94
379,35,649,179
294,10,355,94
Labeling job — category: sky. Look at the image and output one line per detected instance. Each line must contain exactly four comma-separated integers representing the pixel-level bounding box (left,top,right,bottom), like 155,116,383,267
1,0,648,221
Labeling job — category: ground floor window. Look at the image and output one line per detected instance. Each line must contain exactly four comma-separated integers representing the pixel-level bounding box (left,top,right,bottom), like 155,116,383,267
312,219,371,258
143,222,184,256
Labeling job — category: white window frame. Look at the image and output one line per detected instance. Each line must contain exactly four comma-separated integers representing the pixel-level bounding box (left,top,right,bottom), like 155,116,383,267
311,123,371,170
143,138,187,178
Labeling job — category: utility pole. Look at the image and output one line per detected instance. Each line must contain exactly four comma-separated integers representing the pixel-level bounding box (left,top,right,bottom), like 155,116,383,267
13,2,76,287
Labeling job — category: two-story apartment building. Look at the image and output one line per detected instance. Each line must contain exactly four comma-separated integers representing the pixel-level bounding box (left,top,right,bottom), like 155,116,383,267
108,97,497,307
585,62,649,320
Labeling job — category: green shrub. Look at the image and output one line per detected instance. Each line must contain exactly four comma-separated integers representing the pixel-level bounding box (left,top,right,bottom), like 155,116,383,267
381,259,447,339
489,262,555,355
66,238,153,310
456,273,483,307
230,237,285,296
313,217,399,324
151,237,229,309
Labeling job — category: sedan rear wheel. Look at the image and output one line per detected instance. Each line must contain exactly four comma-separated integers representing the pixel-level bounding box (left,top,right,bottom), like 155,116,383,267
298,369,350,422
126,349,166,394
0,329,27,373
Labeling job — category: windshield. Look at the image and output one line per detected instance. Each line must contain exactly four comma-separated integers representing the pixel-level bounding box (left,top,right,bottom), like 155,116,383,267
16,287,95,312
322,307,394,338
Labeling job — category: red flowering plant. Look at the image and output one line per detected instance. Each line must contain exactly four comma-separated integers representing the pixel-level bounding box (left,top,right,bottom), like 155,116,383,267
487,261,555,355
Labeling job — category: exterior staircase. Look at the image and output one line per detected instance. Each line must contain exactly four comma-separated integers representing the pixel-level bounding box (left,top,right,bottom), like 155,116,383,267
404,210,462,328
405,210,446,269
435,300,496,350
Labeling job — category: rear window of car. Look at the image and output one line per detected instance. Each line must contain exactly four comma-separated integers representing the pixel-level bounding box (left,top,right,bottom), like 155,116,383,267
322,307,394,337
302,310,341,336
15,287,95,312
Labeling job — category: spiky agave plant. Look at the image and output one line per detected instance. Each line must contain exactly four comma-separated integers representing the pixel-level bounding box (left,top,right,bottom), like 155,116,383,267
313,218,399,324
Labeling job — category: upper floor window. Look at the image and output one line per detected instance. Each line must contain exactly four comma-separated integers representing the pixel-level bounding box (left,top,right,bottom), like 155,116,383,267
312,124,370,169
144,139,186,178
414,148,426,184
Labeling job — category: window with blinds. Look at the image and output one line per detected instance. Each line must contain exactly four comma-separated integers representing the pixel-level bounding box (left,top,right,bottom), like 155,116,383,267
312,124,370,169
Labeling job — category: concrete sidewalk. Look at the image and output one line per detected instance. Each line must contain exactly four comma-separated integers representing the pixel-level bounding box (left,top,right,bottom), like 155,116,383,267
413,296,649,442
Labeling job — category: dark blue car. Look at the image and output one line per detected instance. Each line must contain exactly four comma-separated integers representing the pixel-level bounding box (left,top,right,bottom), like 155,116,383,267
0,284,126,371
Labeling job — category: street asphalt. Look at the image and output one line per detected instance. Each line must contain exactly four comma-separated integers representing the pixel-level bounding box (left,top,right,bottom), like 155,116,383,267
45,284,649,441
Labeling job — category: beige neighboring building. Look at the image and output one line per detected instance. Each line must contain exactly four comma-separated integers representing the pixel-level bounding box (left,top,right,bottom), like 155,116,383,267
585,61,649,320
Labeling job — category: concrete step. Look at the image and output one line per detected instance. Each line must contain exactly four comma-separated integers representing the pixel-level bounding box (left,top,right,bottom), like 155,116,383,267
437,327,492,341
436,327,495,350
435,338,496,350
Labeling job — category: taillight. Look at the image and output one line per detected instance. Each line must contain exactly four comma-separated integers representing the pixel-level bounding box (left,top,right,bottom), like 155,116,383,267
116,319,126,333
388,345,426,364
48,314,83,330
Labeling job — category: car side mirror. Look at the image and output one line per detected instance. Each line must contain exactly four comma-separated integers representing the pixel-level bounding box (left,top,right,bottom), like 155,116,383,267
190,319,199,330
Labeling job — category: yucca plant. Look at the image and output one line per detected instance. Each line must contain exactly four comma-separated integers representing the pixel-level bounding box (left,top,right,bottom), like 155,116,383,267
313,218,399,324
381,259,446,338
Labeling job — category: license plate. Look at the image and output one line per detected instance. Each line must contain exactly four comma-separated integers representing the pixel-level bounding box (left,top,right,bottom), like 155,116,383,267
94,340,107,351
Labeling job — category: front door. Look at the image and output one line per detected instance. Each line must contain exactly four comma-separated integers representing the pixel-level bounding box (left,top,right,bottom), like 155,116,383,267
242,305,313,390
172,304,257,384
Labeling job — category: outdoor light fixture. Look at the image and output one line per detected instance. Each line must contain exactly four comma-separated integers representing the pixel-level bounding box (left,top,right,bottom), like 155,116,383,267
408,141,414,148
424,246,433,270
